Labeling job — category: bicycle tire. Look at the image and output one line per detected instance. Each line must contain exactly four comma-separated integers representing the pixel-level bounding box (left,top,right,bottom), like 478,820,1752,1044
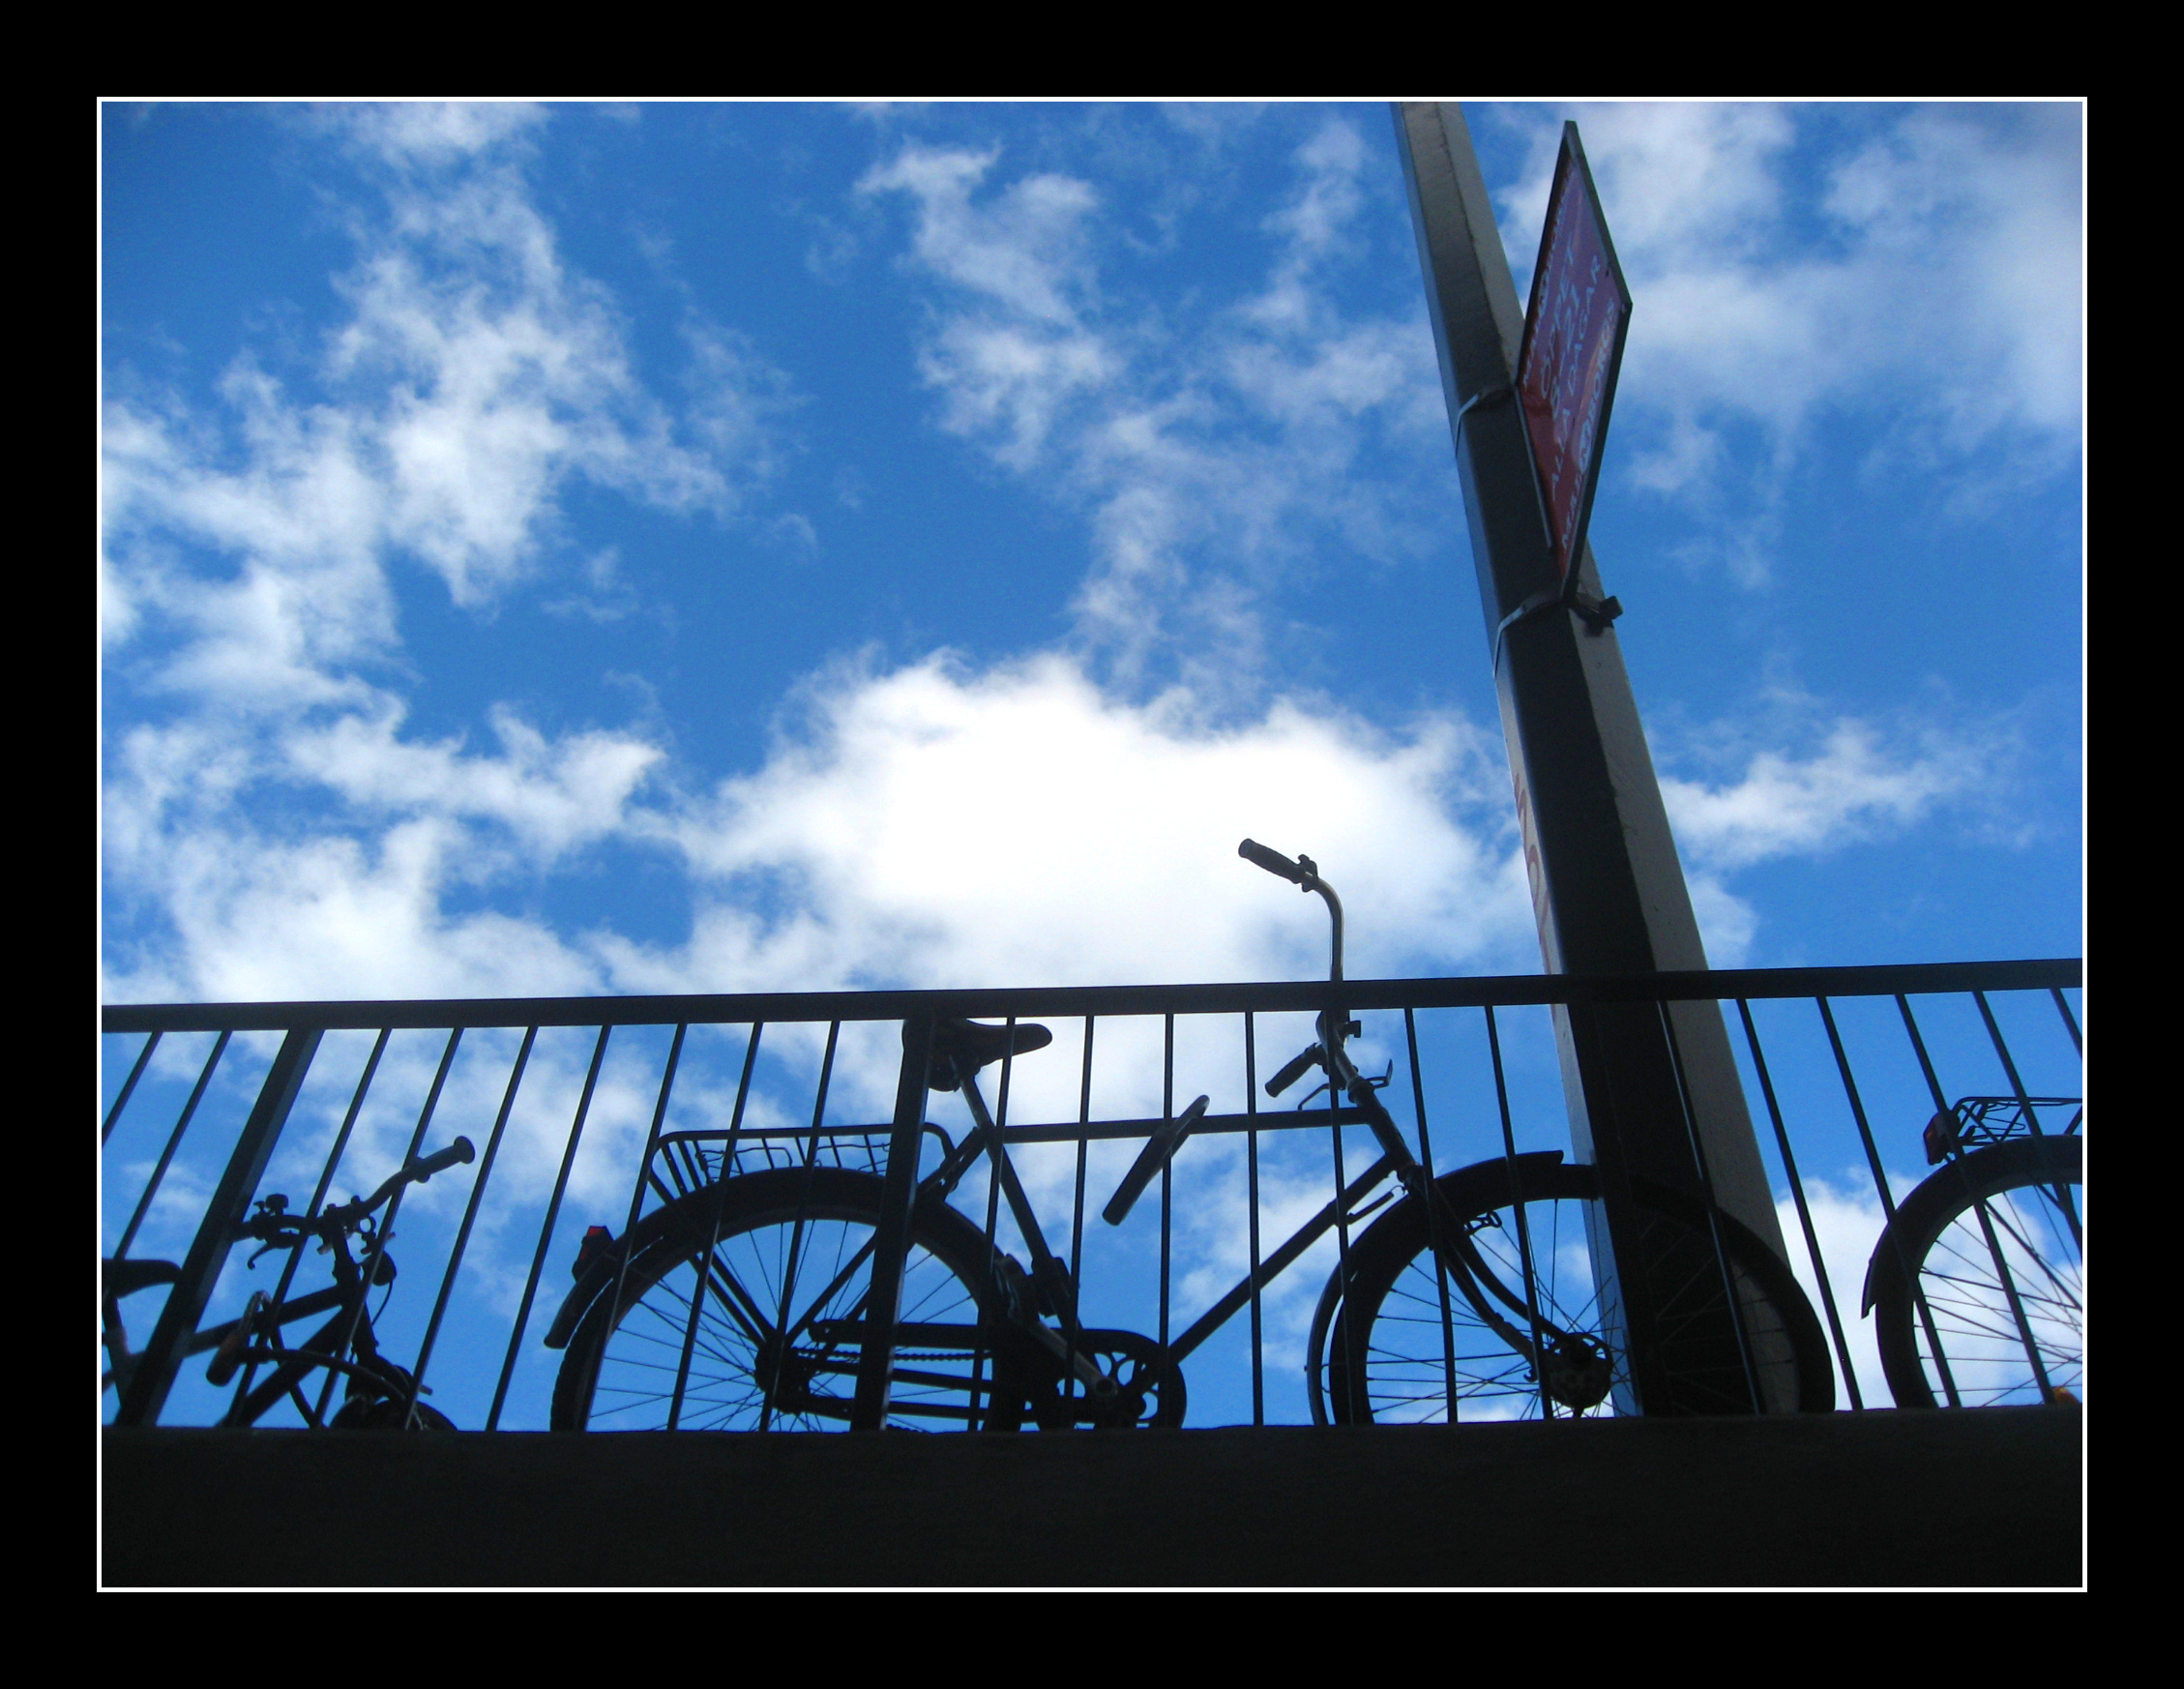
552,1167,1018,1433
1867,1134,2081,1410
1311,1158,1834,1423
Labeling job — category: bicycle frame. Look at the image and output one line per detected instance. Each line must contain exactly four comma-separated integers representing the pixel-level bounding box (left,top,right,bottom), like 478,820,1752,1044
103,1138,474,1431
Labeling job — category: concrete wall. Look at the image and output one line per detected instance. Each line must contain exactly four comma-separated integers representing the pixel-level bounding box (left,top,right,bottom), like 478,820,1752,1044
103,1407,2081,1587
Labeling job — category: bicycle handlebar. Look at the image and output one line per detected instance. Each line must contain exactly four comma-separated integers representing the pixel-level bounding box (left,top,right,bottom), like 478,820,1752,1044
408,1138,477,1181
242,1138,477,1242
351,1137,475,1215
1240,839,1344,981
1264,1044,1323,1099
1238,838,1308,884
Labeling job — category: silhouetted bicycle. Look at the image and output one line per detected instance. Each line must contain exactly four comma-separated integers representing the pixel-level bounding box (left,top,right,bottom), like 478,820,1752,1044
545,844,1834,1431
102,1138,476,1429
1863,1096,2081,1409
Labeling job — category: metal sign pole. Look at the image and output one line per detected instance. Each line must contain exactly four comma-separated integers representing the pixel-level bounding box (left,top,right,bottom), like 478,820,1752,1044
1393,104,1792,1414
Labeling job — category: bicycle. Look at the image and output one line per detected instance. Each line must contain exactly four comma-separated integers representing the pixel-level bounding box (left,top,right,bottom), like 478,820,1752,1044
1862,1095,2081,1409
102,1137,476,1429
544,843,1834,1431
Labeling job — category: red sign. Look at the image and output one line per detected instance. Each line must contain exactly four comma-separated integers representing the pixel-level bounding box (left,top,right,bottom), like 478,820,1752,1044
1517,125,1632,588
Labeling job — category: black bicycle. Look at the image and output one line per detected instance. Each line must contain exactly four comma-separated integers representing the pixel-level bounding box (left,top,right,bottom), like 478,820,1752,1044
544,843,1833,1432
102,1137,476,1429
1863,1095,2081,1409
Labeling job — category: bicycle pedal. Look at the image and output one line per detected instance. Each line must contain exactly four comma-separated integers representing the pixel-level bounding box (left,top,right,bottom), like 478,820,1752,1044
1032,1257,1078,1321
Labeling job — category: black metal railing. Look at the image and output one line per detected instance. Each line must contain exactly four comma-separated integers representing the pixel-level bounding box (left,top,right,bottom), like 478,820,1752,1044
102,960,2081,1432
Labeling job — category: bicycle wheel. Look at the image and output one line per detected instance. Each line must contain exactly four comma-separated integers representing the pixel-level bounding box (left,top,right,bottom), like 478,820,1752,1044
1868,1135,2081,1410
551,1167,1011,1432
1311,1157,1834,1423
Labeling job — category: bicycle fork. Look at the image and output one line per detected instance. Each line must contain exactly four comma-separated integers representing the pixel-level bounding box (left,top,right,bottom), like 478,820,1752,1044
1326,1019,1610,1410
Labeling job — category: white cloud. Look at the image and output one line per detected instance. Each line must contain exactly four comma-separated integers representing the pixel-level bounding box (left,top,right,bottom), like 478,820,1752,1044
1490,103,2082,515
861,121,1445,694
103,110,796,720
101,108,803,1004
627,652,1532,995
326,102,546,169
1663,718,1988,873
281,705,663,861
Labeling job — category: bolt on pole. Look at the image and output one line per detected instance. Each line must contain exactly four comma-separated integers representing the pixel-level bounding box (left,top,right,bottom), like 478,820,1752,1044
1393,103,1795,1414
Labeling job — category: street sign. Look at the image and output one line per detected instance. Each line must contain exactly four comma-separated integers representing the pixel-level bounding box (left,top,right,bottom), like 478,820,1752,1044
1517,123,1632,590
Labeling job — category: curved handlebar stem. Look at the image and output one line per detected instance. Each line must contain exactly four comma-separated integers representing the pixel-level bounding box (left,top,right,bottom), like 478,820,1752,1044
302,1138,478,1236
1238,840,1344,982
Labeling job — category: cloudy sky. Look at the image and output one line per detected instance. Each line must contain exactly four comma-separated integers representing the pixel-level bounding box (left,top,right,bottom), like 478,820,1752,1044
102,104,2081,1426
102,101,2081,1009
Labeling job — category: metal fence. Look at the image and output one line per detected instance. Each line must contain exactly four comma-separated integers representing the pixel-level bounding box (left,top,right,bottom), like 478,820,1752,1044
102,960,2081,1432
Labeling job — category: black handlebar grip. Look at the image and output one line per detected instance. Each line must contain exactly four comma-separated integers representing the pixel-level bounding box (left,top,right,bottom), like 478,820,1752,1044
1265,1044,1322,1098
1238,839,1307,884
1102,1096,1210,1226
409,1137,476,1181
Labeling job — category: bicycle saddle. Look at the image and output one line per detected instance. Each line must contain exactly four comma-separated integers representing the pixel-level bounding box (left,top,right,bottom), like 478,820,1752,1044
913,1018,1053,1092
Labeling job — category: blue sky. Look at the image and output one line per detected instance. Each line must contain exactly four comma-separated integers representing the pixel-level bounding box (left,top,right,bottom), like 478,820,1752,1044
102,101,2081,1012
101,104,2081,1425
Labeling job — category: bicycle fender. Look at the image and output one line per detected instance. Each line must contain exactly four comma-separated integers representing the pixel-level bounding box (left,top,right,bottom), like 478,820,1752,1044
542,1177,987,1349
544,1256,620,1350
543,1214,680,1349
1858,1134,2081,1318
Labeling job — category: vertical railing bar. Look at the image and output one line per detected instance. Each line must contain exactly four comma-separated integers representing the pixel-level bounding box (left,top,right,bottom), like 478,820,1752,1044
1404,1007,1459,1422
1820,998,1908,1221
230,1027,391,1418
303,1030,392,1222
1655,1000,1763,1413
851,1015,932,1430
969,1089,1005,1430
1973,989,2081,1246
2050,988,2082,1056
1734,1000,1862,1410
593,1023,690,1425
405,1027,538,1413
113,1029,232,1261
1067,1036,1090,1374
1966,1189,2059,1404
1485,1005,1553,1421
1818,998,1960,1408
1244,1013,1263,1427
758,1021,836,1432
1893,994,1952,1115
316,1026,463,1426
1971,991,2043,1127
114,1027,323,1427
1000,1019,1040,1421
102,1030,162,1145
1072,1017,1095,1297
1158,1014,1172,1356
1903,993,2058,1398
488,1023,613,1431
667,1022,764,1431
1328,1059,1356,1421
